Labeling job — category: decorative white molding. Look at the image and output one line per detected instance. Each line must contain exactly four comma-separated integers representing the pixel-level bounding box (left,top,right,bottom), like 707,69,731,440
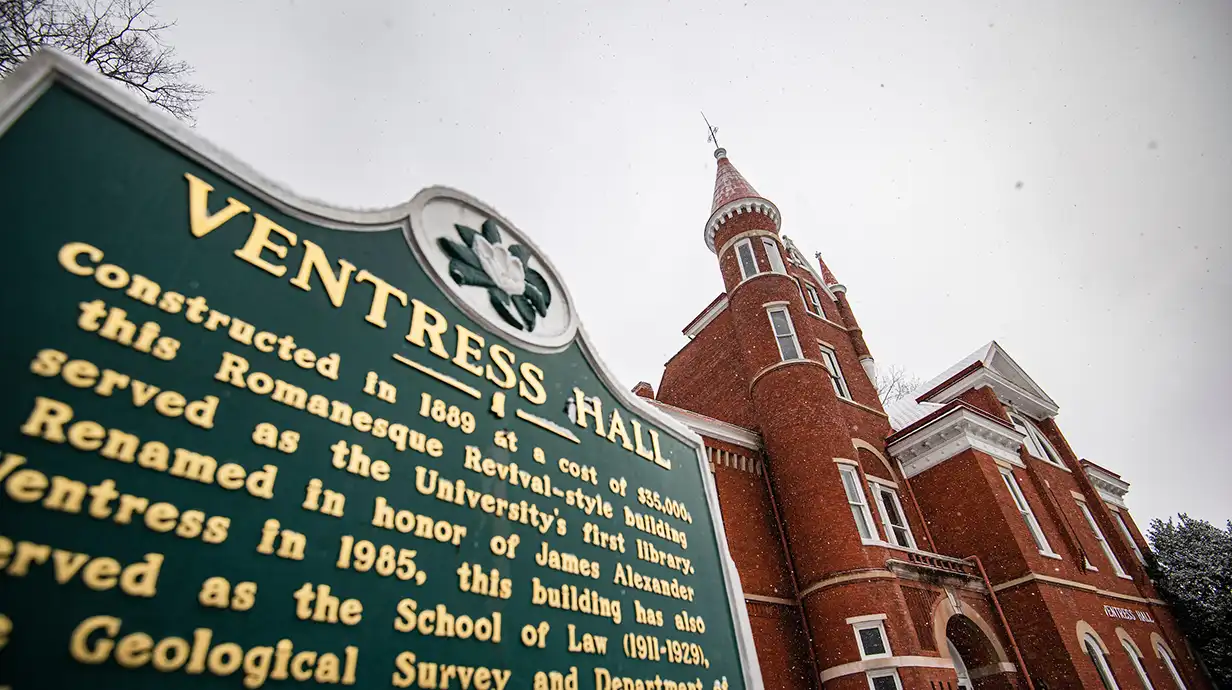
819,655,954,683
829,282,847,294
845,613,888,624
860,355,876,385
706,197,782,252
1084,465,1131,508
683,296,728,338
645,400,762,450
991,572,1166,606
888,406,1025,478
926,345,1061,420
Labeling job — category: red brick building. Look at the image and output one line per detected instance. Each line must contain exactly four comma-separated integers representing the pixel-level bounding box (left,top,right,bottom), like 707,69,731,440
636,147,1213,690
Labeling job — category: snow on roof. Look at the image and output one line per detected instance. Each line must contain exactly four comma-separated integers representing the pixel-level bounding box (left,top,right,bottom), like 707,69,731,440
886,341,996,431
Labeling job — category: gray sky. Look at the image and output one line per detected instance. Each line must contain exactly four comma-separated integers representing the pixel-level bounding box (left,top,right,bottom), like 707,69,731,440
155,0,1230,527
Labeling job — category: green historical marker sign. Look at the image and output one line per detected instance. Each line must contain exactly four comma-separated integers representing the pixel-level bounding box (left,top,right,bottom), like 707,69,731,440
0,51,762,690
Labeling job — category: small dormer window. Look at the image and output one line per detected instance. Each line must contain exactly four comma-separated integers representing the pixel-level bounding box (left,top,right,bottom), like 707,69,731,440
1009,412,1063,467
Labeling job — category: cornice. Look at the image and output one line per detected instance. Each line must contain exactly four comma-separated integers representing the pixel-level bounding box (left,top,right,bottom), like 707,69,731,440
1083,464,1130,508
705,197,781,252
930,366,1060,420
888,404,1025,478
644,400,762,450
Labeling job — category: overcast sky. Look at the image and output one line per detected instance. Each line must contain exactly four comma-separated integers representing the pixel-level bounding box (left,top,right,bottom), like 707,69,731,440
153,0,1230,527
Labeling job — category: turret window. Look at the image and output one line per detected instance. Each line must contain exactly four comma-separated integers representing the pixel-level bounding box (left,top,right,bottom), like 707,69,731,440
734,239,759,279
1077,500,1130,579
838,463,878,542
1009,412,1064,467
762,237,787,274
801,282,824,317
766,307,802,360
819,345,852,400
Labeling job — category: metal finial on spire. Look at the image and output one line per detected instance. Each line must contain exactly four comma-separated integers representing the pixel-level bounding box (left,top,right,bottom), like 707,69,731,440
701,111,725,159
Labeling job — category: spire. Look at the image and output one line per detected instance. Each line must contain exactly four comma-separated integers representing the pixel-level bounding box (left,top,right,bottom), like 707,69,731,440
710,149,761,213
814,252,839,286
703,148,781,252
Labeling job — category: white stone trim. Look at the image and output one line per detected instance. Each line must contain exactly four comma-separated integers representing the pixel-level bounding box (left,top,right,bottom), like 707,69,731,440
1085,465,1131,508
834,457,860,467
930,365,1059,420
744,593,796,606
969,662,1019,680
706,197,782,252
683,296,728,338
761,300,790,308
846,613,889,624
866,475,899,489
819,656,954,683
645,400,761,450
888,406,1026,478
991,572,1166,605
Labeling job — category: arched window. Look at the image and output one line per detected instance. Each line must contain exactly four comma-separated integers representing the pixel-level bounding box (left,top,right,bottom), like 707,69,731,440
1009,412,1064,467
1155,642,1188,690
947,638,973,690
1083,633,1120,690
1121,637,1155,690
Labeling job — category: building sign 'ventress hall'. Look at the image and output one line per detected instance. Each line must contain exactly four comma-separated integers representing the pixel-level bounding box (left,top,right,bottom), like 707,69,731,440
0,51,761,690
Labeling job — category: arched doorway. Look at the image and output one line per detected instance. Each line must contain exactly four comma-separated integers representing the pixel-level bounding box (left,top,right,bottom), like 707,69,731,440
946,614,1005,689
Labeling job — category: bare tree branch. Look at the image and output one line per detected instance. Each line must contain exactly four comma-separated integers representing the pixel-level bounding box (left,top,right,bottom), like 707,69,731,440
876,364,923,406
1,0,205,122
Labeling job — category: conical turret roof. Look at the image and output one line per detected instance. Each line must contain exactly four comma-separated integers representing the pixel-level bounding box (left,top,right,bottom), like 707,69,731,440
711,149,761,212
704,147,781,252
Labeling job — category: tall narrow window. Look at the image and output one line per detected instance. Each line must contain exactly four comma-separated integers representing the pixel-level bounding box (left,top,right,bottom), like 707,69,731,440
801,282,824,317
1078,501,1130,578
1010,413,1064,466
1122,639,1155,690
819,345,852,400
873,484,916,549
1112,511,1147,564
762,237,786,274
838,464,878,541
1084,634,1121,690
1000,469,1057,556
766,307,801,360
735,239,759,279
1155,643,1188,690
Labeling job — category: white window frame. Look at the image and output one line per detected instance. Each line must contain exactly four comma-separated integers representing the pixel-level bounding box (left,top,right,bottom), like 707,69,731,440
1084,634,1121,690
1010,412,1065,467
999,468,1059,557
818,344,852,400
1155,643,1188,690
1112,510,1147,564
1078,500,1130,579
838,463,879,543
734,238,760,280
948,639,974,690
866,668,903,690
762,237,787,274
851,619,891,660
766,307,802,361
872,483,917,549
800,282,824,317
1122,639,1155,690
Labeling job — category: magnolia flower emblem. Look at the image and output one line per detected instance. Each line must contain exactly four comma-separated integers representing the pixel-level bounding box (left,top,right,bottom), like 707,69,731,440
438,218,552,332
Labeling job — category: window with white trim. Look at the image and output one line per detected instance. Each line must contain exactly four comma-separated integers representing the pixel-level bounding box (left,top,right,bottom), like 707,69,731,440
1112,510,1147,564
801,282,824,317
1122,639,1155,690
1084,634,1121,690
734,239,759,279
766,307,801,360
872,483,916,549
762,237,787,274
1009,412,1064,466
1155,643,1188,690
852,619,891,659
999,468,1058,556
1078,501,1130,578
866,669,902,690
838,464,878,542
818,345,851,400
